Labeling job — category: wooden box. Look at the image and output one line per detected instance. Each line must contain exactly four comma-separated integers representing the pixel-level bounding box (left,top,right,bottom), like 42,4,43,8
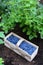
4,32,39,62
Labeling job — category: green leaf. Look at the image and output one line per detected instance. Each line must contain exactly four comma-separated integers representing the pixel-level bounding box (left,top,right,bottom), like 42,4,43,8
29,35,34,40
26,30,31,35
40,31,43,39
23,28,26,32
0,58,4,65
41,34,43,39
0,39,4,44
0,32,5,38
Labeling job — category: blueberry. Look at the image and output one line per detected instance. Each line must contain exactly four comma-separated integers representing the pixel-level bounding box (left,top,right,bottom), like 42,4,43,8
7,34,20,45
19,41,36,55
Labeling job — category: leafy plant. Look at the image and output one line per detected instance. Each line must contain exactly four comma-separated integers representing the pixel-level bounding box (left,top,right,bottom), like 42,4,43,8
0,58,4,65
0,0,16,33
0,0,43,40
0,32,5,44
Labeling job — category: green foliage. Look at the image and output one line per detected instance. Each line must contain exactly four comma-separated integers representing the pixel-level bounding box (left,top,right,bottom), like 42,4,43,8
0,32,5,44
0,0,16,33
0,0,43,40
0,58,4,65
0,32,5,38
0,39,4,44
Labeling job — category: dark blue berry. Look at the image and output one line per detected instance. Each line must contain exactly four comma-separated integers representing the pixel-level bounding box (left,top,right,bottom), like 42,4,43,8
7,34,20,45
19,41,36,55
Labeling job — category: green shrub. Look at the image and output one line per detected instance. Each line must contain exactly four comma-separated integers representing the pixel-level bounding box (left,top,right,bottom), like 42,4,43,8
0,0,43,40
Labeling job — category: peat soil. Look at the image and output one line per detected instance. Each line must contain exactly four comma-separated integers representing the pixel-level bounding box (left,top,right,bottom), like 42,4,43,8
0,25,43,65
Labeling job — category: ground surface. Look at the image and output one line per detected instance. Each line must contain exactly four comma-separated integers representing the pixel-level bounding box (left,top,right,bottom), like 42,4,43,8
0,25,43,65
0,38,43,65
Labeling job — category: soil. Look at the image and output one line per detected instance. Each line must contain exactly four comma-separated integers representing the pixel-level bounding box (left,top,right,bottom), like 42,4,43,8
40,0,43,4
0,25,43,65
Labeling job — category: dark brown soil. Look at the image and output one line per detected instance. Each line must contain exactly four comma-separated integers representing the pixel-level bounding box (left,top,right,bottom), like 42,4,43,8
40,0,43,4
0,25,43,65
